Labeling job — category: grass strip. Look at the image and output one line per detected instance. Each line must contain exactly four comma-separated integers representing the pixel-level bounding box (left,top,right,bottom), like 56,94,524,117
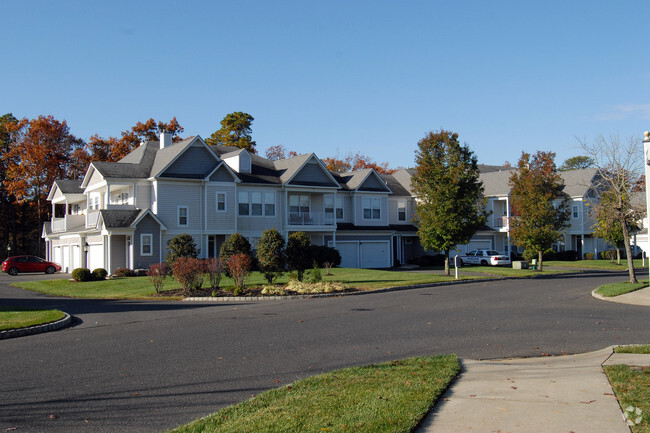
595,280,648,297
168,355,459,433
0,308,66,331
615,345,650,354
604,364,650,432
545,259,648,270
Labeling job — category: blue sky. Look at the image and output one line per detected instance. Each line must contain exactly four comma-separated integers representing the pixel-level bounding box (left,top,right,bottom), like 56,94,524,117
3,1,649,169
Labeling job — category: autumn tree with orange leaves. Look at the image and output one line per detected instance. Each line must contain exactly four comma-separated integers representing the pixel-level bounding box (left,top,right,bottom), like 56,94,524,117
322,152,396,174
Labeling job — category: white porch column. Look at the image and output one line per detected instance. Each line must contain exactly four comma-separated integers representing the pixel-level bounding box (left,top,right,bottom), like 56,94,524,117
643,131,650,279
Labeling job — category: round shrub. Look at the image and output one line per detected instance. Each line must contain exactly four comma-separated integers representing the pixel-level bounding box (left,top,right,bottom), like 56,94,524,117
92,268,108,280
71,268,92,282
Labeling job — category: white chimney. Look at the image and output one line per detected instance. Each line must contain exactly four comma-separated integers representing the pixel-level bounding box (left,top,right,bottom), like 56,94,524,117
160,132,172,149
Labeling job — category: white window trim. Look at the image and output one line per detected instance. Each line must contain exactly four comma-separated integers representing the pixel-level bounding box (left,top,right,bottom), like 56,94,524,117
397,200,407,222
216,192,226,212
572,205,579,219
239,190,276,217
141,234,153,256
177,206,189,227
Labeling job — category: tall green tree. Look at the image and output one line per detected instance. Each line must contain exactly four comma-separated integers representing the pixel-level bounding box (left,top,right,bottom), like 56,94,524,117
508,151,570,271
411,129,487,276
206,112,256,153
591,191,638,264
256,228,286,283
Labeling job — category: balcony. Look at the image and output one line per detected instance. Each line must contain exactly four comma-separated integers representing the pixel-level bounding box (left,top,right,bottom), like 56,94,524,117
494,216,508,229
51,214,86,233
288,212,335,227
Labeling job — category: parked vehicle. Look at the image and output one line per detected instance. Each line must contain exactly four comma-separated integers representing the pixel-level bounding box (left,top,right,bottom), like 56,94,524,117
455,250,511,266
2,255,62,276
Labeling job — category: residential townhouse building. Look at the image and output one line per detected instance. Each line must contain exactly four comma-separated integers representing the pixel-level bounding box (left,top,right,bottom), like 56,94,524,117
43,133,419,273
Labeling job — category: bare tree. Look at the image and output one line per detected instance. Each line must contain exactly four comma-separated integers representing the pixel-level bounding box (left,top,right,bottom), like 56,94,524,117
578,135,643,283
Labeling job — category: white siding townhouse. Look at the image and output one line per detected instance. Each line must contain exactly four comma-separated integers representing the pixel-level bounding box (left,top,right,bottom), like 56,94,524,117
43,133,419,273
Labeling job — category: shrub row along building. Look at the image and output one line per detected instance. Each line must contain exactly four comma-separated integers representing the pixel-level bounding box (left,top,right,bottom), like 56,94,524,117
43,133,610,273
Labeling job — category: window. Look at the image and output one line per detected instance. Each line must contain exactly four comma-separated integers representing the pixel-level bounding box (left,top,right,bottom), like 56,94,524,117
290,194,310,216
216,192,226,212
239,191,276,216
121,192,129,204
251,192,263,216
324,195,343,220
141,234,153,256
362,197,381,220
264,192,275,216
572,205,579,219
239,192,249,215
397,200,407,222
178,206,188,226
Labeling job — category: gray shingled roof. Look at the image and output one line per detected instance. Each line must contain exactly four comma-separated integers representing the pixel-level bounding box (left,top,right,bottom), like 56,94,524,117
480,167,599,198
99,209,147,228
53,179,84,194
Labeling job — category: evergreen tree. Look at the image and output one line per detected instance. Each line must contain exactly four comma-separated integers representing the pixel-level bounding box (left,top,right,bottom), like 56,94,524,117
256,228,286,283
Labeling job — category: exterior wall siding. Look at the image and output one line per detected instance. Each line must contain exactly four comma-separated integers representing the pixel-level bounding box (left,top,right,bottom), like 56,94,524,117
206,184,237,233
161,146,218,178
155,181,203,232
134,214,162,269
291,162,334,186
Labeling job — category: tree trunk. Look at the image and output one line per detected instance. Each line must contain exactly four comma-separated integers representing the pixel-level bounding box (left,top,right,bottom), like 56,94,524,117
444,250,450,276
538,250,544,272
619,217,637,283
616,247,621,265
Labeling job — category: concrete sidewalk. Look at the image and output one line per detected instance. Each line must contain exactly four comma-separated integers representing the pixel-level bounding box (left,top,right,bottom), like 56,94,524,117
415,347,650,433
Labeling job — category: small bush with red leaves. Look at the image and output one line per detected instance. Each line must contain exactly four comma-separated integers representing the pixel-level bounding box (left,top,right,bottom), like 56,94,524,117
227,254,252,295
147,262,170,294
171,257,204,295
204,257,224,290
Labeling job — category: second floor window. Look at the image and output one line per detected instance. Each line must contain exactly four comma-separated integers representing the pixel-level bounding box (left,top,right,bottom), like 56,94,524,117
290,194,310,216
572,205,579,219
239,191,275,216
216,192,226,212
178,206,188,226
363,197,381,220
324,195,343,220
397,201,406,222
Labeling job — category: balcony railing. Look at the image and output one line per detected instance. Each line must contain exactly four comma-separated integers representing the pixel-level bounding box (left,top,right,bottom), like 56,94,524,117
494,216,508,228
288,212,335,226
86,210,100,228
51,214,86,233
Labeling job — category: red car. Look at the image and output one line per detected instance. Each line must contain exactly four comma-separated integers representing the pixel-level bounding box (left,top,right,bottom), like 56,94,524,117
2,255,62,276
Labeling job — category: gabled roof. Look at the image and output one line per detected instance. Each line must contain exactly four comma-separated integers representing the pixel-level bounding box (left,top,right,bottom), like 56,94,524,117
480,167,600,198
336,169,391,193
150,136,220,179
46,179,84,201
275,153,340,188
99,209,167,230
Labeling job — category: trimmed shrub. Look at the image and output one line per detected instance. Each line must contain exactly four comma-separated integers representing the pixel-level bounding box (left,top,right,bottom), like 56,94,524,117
114,268,135,277
147,263,169,294
309,245,341,268
220,233,253,276
417,254,445,267
554,250,579,261
308,262,322,283
227,254,252,295
166,233,199,269
171,257,204,295
286,231,311,281
584,252,595,260
71,268,92,282
204,257,224,290
92,268,108,280
257,228,286,283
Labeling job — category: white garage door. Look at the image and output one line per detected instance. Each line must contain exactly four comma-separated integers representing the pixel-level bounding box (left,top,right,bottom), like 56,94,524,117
331,241,359,268
88,244,104,271
53,247,62,267
360,241,390,268
71,245,80,271
61,246,69,273
465,239,492,252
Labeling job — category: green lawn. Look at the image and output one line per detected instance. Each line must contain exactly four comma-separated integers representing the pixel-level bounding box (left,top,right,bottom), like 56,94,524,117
0,308,66,331
604,364,650,432
545,259,648,270
615,345,650,354
594,280,649,297
168,355,459,433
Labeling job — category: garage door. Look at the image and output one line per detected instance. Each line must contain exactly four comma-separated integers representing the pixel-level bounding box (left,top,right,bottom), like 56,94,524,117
61,246,69,273
331,241,359,268
360,241,390,268
88,244,104,271
71,245,80,271
465,239,492,253
53,247,62,267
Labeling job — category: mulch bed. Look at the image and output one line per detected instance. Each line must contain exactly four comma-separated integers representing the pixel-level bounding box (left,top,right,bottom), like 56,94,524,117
153,286,360,298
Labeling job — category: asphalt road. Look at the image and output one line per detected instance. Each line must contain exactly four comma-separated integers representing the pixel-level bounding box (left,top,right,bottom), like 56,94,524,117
1,270,648,432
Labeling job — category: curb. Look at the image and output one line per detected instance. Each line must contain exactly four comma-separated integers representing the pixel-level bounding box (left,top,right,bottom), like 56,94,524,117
0,313,72,340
